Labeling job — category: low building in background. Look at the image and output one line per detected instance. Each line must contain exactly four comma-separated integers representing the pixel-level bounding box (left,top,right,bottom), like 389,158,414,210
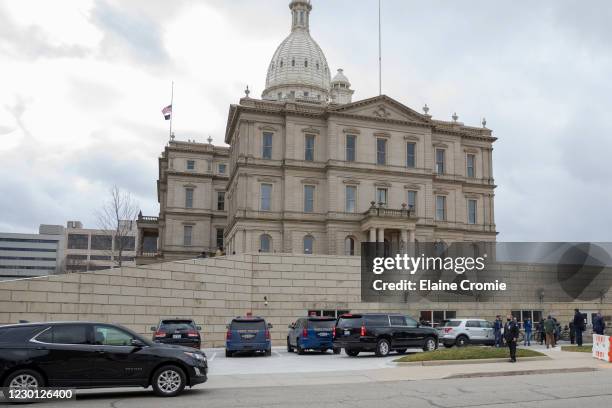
64,220,137,272
0,225,64,280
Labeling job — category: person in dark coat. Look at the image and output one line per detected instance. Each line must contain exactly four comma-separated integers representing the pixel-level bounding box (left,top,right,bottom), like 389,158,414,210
493,315,503,347
523,318,532,346
504,314,520,362
573,309,585,347
538,319,545,345
569,321,575,344
593,313,606,335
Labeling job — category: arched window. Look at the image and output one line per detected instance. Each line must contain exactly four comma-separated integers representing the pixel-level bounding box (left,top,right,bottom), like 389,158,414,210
280,59,283,67
260,234,271,253
316,62,320,70
292,58,295,67
304,59,308,68
303,235,314,254
344,236,355,256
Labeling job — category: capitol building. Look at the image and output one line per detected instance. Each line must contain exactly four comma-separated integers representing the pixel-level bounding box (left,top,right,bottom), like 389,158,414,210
136,0,497,263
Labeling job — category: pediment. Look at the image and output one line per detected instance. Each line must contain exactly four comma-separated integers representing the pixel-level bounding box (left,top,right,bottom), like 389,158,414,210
329,95,430,124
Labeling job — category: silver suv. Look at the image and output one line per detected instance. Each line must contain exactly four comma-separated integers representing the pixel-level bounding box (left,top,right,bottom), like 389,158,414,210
438,319,495,347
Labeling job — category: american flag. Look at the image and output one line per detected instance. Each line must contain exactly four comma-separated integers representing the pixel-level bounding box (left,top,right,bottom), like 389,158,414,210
162,104,172,120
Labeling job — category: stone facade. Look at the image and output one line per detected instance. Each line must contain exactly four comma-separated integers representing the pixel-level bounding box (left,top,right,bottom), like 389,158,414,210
1,253,608,347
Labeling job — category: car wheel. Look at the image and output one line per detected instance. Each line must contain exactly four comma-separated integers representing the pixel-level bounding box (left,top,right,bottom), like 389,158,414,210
3,369,45,390
345,349,360,357
287,337,294,353
265,348,272,356
333,347,341,354
455,335,469,347
151,365,186,397
297,341,305,355
395,348,407,354
225,349,232,357
423,337,437,352
375,338,391,357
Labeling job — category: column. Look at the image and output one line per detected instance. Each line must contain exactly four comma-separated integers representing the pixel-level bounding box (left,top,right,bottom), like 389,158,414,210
401,230,408,253
369,227,376,243
377,228,385,243
409,230,416,243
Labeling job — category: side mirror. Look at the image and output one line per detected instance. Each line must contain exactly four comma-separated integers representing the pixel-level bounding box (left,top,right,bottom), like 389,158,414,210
288,323,294,329
150,326,156,332
196,326,202,331
131,339,145,348
267,323,273,329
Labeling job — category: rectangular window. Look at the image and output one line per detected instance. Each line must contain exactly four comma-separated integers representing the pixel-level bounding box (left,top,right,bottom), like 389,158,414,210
466,154,475,178
435,196,446,221
263,132,273,159
260,184,272,211
406,143,416,168
376,138,386,165
67,234,88,249
90,235,112,250
186,160,195,170
436,149,445,174
185,188,194,208
305,134,315,161
206,160,212,172
218,163,226,174
183,226,192,246
345,185,356,212
216,228,224,249
407,190,417,212
114,236,135,251
468,199,477,224
217,191,225,211
304,185,314,213
346,135,356,162
376,188,388,206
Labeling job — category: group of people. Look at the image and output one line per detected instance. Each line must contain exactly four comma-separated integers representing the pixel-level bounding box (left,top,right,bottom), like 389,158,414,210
492,309,607,363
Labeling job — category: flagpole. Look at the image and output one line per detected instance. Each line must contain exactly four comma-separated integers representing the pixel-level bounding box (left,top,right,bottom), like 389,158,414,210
378,0,382,96
169,81,174,140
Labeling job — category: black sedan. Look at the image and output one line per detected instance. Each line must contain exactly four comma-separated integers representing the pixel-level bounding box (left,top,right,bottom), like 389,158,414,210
0,321,207,397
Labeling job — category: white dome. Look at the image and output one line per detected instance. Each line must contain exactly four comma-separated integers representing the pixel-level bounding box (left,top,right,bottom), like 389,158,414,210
331,68,350,87
262,1,331,101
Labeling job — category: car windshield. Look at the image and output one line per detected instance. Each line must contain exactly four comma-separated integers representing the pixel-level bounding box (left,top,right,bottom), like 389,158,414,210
308,319,335,329
337,316,363,329
231,320,265,330
160,320,196,332
443,321,462,327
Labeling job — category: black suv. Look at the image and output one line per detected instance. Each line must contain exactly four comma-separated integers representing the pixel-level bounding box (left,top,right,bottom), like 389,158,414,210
333,313,438,357
151,318,202,349
0,322,208,397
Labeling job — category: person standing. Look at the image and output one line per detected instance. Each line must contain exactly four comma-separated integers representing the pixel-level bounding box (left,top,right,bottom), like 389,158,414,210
544,315,556,348
569,320,575,344
524,317,532,346
494,315,503,348
504,314,519,362
538,319,545,345
573,309,585,347
593,312,606,335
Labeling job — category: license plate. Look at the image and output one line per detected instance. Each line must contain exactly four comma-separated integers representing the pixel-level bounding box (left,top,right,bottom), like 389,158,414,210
173,334,182,339
344,330,350,336
242,334,255,339
318,332,329,337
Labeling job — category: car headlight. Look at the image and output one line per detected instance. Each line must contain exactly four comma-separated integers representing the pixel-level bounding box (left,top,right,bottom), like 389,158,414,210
184,352,206,361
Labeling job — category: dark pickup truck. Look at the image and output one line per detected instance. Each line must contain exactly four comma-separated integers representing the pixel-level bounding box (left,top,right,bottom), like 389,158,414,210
333,313,438,357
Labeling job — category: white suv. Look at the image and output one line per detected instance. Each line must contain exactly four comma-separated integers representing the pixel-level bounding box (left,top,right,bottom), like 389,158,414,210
438,319,495,348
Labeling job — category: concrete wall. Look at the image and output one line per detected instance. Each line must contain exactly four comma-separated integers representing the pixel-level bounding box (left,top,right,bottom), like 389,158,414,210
1,253,610,347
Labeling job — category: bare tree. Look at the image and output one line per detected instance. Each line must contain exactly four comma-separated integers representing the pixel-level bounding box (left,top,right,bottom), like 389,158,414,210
96,186,140,268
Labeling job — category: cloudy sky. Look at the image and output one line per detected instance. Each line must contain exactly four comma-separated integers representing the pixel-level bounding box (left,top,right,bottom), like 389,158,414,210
1,0,611,241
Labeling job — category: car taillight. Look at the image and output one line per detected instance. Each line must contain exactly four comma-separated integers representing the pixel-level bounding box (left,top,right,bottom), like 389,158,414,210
187,330,199,337
360,324,366,337
302,328,308,338
265,329,270,340
226,330,232,340
332,327,336,338
154,331,166,338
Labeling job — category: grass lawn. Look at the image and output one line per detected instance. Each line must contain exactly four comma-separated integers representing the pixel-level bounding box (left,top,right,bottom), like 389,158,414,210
561,345,592,353
395,346,545,363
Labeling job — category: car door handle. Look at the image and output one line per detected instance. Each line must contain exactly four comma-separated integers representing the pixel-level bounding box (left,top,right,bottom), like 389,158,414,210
96,350,106,354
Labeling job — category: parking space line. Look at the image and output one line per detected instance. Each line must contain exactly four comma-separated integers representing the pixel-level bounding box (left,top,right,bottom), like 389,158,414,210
209,352,217,362
273,350,283,358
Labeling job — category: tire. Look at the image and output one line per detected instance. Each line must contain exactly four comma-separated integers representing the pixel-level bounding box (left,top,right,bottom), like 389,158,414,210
375,338,391,357
320,349,328,354
345,349,360,357
455,335,469,347
297,341,305,355
265,348,272,356
3,368,45,390
395,348,407,354
333,347,341,354
151,365,186,397
422,337,437,352
225,349,232,357
287,337,294,353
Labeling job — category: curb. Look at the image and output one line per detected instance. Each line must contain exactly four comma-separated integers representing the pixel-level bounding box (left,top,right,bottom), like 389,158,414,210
395,355,551,366
445,367,598,379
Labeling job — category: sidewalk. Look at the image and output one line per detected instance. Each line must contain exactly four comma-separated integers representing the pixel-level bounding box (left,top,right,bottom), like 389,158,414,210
206,345,611,389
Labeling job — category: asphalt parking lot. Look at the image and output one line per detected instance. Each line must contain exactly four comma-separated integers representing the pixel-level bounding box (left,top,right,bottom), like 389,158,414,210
202,346,411,376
